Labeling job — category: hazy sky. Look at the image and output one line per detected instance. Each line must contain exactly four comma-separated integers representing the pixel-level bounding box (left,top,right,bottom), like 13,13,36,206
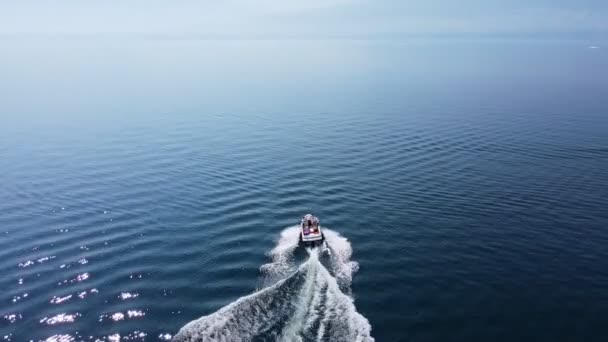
1,0,607,37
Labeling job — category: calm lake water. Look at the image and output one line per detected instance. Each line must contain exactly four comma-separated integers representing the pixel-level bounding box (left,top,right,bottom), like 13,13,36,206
1,38,608,342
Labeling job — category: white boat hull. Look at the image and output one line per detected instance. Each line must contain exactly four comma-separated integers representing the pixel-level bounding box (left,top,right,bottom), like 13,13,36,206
299,213,324,247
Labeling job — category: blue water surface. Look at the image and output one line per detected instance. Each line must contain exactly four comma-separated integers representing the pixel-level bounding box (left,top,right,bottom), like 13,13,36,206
1,38,608,341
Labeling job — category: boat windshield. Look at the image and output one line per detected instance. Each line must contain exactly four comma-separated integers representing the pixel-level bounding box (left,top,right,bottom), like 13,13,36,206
302,215,320,231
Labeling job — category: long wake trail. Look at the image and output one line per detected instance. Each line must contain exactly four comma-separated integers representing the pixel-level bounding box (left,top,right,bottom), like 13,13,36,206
173,226,374,342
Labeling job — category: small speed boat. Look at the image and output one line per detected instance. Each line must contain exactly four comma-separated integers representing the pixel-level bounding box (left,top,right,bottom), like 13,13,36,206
299,214,325,247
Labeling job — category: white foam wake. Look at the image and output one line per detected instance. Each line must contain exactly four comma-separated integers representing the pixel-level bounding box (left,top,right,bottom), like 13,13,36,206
323,229,360,291
259,226,301,284
173,227,373,342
